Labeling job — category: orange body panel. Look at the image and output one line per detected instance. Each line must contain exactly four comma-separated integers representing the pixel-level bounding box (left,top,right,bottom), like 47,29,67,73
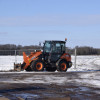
60,53,71,62
23,51,42,69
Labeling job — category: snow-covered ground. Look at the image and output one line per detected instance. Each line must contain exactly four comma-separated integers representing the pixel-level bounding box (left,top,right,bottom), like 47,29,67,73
0,55,100,71
0,56,23,71
68,55,100,71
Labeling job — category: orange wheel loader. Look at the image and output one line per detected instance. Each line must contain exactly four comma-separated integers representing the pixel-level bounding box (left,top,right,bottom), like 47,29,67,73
14,40,72,72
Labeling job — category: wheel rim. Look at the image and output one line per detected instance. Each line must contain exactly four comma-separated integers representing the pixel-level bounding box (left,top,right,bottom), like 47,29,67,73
61,63,66,71
36,62,43,70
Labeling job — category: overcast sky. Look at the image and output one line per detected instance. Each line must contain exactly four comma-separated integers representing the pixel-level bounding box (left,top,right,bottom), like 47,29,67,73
0,0,100,48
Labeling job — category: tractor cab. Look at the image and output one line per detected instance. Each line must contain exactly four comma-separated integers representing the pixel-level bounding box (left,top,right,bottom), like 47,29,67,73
43,41,66,63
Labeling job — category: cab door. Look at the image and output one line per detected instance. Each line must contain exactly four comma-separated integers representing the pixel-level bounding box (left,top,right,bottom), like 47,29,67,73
50,42,65,62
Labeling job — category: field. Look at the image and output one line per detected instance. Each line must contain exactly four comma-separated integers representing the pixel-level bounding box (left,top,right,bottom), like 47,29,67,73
0,55,100,100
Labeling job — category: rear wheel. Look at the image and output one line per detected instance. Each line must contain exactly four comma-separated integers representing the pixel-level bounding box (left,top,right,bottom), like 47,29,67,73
32,60,44,71
57,61,68,72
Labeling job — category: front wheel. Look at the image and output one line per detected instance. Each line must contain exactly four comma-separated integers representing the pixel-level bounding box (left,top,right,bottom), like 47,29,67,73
32,60,44,71
57,61,68,72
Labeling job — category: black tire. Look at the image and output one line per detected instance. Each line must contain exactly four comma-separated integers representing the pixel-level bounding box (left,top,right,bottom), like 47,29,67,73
31,60,44,71
57,61,68,72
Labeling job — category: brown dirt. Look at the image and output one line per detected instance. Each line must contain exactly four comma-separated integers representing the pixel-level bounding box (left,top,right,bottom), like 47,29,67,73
0,72,100,100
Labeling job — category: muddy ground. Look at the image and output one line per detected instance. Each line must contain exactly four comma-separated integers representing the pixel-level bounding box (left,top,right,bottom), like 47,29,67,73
0,71,100,100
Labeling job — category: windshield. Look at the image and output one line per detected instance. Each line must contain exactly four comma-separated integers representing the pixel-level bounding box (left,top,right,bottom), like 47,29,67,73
44,41,51,53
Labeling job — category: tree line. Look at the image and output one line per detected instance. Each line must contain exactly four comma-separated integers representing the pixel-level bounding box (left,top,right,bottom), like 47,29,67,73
0,44,100,55
0,44,42,55
0,44,42,50
66,46,100,55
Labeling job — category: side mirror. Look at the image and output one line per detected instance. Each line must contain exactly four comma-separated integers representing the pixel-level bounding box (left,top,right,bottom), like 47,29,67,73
65,38,67,42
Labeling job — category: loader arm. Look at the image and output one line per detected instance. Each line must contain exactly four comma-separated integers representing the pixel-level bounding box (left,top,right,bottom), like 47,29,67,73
22,51,42,70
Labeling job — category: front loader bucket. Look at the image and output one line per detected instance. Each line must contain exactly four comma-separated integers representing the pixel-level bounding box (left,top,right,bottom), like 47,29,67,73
14,52,30,71
14,63,22,71
14,62,26,71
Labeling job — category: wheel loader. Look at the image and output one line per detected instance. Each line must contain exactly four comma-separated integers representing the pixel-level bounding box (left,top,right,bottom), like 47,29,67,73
14,40,72,72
